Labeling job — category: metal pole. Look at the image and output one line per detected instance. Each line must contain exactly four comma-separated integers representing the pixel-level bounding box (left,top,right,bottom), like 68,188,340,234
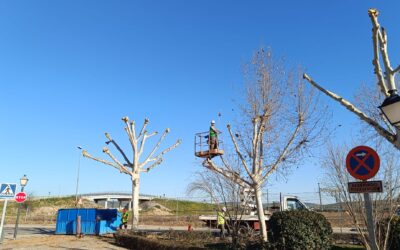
176,197,179,221
318,183,323,211
76,215,81,236
364,192,378,250
75,147,82,206
0,199,9,243
13,186,25,240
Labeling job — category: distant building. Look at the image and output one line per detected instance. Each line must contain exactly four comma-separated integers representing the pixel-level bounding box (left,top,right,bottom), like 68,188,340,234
81,192,154,210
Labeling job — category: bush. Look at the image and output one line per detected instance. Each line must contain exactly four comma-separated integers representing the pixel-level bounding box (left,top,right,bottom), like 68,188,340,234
380,216,400,250
114,230,224,250
268,210,332,250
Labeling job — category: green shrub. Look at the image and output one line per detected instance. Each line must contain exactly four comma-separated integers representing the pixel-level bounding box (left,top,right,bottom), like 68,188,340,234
380,216,400,250
114,231,219,250
268,210,333,250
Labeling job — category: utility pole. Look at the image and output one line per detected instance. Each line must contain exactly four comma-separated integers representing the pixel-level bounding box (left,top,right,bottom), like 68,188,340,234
318,183,323,211
75,146,82,207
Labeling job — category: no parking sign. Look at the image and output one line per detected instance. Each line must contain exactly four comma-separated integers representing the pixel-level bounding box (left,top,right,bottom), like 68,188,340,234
346,145,381,250
346,146,380,181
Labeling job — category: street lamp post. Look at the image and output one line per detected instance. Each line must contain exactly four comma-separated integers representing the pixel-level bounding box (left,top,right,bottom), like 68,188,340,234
13,175,29,240
75,146,82,207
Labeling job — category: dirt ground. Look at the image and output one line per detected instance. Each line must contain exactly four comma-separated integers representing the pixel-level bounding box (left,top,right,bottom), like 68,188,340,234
1,234,126,250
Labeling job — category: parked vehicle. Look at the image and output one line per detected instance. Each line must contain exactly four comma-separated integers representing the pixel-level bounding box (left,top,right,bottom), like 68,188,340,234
199,195,308,230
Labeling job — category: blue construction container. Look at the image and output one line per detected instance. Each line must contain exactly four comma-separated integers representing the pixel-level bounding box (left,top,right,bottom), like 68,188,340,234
55,208,121,235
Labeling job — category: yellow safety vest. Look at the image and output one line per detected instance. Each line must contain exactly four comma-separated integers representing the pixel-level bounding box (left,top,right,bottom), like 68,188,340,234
217,211,225,225
122,212,128,223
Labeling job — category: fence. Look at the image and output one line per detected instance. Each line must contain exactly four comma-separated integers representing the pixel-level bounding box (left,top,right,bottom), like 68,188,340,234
0,190,372,229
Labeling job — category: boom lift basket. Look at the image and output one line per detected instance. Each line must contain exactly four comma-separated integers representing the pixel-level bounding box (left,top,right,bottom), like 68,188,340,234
194,131,224,158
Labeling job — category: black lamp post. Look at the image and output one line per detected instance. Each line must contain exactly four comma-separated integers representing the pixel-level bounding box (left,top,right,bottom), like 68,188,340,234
379,90,400,128
13,175,29,240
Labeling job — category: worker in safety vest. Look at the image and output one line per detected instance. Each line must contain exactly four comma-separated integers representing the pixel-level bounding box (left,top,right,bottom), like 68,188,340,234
120,208,129,230
209,120,220,150
217,206,226,238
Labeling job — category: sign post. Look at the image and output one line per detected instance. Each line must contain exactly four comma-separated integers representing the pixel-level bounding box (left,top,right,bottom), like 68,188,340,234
0,183,17,244
346,146,380,250
13,191,27,240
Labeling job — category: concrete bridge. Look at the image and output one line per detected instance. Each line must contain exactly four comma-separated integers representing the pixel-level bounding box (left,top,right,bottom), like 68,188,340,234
81,192,155,210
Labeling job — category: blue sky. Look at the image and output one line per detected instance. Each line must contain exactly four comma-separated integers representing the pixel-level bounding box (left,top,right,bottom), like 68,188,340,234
1,1,399,201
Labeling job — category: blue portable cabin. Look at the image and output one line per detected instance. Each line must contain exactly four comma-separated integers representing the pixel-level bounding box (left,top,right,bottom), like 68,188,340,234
55,208,121,235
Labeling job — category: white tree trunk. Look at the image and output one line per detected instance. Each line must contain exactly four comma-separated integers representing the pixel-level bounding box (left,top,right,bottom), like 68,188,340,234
131,175,140,230
254,186,268,242
82,117,180,232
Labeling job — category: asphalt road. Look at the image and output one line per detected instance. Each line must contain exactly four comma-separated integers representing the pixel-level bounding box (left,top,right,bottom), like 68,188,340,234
2,224,55,240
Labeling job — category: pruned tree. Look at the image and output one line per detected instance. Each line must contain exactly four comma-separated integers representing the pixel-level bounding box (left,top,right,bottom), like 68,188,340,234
82,116,181,229
322,143,400,250
203,48,328,242
303,9,400,149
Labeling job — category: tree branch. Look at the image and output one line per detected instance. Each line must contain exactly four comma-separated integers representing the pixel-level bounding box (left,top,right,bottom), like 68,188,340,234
122,117,137,154
202,158,252,188
105,133,132,166
138,131,158,158
141,158,163,173
227,124,255,181
368,8,395,95
102,147,131,174
303,73,396,147
261,117,303,183
140,128,170,167
370,19,388,96
139,138,181,168
130,121,137,140
82,150,131,175
138,118,149,140
251,118,260,177
393,65,400,74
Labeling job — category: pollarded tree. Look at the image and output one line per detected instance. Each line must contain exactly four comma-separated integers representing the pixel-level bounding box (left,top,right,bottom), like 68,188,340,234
82,117,181,229
203,48,328,242
303,9,400,149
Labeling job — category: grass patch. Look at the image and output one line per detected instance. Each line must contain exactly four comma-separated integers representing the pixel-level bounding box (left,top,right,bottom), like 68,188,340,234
153,198,216,215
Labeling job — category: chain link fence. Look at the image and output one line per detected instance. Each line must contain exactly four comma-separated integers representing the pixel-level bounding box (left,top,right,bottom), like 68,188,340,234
0,191,354,229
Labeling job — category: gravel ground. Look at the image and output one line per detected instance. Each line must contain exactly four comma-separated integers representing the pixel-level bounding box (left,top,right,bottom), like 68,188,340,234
1,234,127,250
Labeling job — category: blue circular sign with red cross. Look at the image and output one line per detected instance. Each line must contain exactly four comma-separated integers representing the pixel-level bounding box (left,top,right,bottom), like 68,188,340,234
346,146,380,181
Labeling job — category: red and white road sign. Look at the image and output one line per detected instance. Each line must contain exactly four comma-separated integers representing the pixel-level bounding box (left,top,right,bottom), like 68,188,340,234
15,192,26,203
346,146,380,181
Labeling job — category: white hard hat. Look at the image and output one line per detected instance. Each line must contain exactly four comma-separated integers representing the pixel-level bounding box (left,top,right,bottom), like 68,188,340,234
211,120,215,124
222,206,226,212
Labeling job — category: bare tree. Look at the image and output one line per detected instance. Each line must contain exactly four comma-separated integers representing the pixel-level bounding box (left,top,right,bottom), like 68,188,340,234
322,143,400,250
188,168,256,249
82,116,181,229
303,9,400,149
203,48,328,242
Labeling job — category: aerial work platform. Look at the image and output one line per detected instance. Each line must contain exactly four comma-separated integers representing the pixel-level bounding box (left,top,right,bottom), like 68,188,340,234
194,131,224,158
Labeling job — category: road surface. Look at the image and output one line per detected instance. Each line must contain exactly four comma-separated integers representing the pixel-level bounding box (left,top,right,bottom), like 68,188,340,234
3,224,55,240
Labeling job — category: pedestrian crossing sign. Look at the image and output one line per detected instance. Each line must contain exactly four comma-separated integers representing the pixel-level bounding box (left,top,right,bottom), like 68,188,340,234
0,183,17,198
